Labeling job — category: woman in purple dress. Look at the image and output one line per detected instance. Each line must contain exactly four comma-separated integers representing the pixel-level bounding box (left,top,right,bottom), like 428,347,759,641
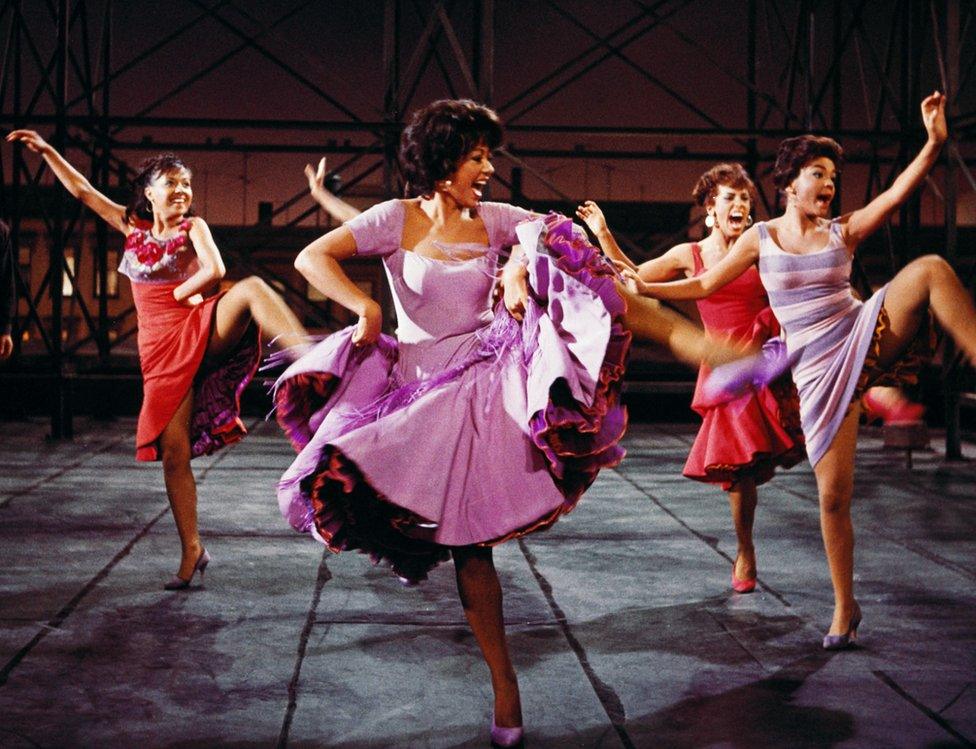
623,92,976,649
276,99,632,746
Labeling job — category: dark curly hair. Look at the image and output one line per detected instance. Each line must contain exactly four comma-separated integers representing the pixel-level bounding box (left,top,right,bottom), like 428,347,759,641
772,135,843,197
691,163,757,208
124,153,193,224
398,99,503,198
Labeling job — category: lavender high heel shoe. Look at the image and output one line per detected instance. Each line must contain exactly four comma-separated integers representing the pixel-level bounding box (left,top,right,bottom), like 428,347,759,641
164,548,211,591
490,719,524,748
702,336,791,402
822,602,862,650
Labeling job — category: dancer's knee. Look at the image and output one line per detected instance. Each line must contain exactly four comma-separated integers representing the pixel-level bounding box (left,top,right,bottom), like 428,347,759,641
160,439,191,475
238,275,272,299
818,485,852,516
909,254,954,284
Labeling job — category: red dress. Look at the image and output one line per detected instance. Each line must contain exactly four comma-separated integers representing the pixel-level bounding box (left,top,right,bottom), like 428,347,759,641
683,244,804,489
120,220,261,461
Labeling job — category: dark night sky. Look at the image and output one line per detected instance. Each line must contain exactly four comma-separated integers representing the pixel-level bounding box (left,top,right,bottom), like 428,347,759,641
3,1,974,228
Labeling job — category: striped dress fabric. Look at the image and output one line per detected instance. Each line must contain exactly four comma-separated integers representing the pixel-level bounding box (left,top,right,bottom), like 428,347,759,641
757,220,886,467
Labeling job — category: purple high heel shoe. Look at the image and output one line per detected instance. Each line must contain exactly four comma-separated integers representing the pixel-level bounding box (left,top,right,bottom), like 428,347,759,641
490,719,524,748
164,548,211,591
702,336,791,402
822,602,862,650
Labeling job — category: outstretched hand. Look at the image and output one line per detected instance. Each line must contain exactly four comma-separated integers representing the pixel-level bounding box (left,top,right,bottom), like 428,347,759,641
6,129,50,154
576,200,608,238
920,91,947,145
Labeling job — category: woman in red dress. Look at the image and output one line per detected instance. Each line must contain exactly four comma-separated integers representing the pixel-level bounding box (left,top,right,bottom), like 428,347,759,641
578,164,804,593
7,129,309,589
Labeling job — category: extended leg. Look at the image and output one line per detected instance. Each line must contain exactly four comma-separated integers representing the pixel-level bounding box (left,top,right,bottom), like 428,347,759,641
879,255,976,367
618,284,755,368
207,276,309,362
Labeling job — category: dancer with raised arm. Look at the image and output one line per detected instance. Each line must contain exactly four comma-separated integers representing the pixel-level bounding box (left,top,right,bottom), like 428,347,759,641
6,130,309,589
578,163,804,594
623,92,976,649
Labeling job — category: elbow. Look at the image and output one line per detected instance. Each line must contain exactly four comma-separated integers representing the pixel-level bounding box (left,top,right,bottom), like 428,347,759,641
205,261,225,284
294,249,313,277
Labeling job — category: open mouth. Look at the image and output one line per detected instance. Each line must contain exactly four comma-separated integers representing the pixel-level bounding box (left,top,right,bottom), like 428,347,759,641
472,181,488,199
815,192,833,208
727,211,746,229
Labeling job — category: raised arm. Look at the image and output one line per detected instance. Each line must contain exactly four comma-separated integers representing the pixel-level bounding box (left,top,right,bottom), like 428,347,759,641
841,92,947,248
6,130,129,234
636,226,760,300
173,218,226,303
576,200,638,271
305,157,362,224
295,225,381,345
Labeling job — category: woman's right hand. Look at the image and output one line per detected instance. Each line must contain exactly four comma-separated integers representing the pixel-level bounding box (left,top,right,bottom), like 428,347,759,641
618,264,647,296
576,200,608,237
6,129,51,154
353,299,382,346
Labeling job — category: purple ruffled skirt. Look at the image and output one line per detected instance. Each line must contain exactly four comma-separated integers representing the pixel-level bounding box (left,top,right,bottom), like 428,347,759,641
274,214,631,583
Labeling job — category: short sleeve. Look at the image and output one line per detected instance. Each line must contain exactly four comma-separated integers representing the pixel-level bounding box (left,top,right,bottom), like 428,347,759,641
478,201,536,252
345,200,405,258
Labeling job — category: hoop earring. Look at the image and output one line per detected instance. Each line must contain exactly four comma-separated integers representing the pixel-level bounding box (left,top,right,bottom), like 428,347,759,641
704,213,715,228
745,214,753,227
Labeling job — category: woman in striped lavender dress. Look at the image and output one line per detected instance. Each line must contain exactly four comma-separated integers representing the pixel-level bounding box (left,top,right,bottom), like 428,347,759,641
626,92,976,649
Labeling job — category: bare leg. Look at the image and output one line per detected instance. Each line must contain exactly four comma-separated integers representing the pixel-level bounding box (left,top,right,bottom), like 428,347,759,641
453,545,522,729
813,402,861,636
207,276,309,362
878,255,976,366
157,391,204,580
729,476,758,582
617,284,755,368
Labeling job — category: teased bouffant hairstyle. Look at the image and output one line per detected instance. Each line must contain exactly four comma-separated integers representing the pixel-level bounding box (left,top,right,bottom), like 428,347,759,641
691,163,758,207
124,153,193,224
772,135,844,195
398,99,503,198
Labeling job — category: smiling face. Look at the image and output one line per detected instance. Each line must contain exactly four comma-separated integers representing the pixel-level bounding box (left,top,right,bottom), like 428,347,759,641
787,157,838,218
144,166,193,220
439,142,494,209
707,183,753,240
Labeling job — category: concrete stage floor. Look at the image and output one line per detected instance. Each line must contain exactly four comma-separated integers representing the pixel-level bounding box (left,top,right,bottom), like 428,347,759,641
0,416,974,748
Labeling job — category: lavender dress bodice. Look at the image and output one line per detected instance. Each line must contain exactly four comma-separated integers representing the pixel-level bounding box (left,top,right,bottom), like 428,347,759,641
347,200,532,382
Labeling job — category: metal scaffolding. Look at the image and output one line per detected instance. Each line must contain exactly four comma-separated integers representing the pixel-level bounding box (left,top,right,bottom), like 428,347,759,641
1,0,974,446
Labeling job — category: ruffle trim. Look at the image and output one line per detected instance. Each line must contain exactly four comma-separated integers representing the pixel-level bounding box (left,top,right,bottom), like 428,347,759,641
852,305,936,404
526,213,631,504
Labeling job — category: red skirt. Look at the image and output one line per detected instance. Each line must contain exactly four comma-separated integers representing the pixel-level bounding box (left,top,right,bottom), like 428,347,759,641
132,282,260,461
683,367,804,491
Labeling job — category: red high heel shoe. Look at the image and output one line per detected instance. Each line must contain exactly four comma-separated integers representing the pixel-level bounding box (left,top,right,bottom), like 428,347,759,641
861,389,924,425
